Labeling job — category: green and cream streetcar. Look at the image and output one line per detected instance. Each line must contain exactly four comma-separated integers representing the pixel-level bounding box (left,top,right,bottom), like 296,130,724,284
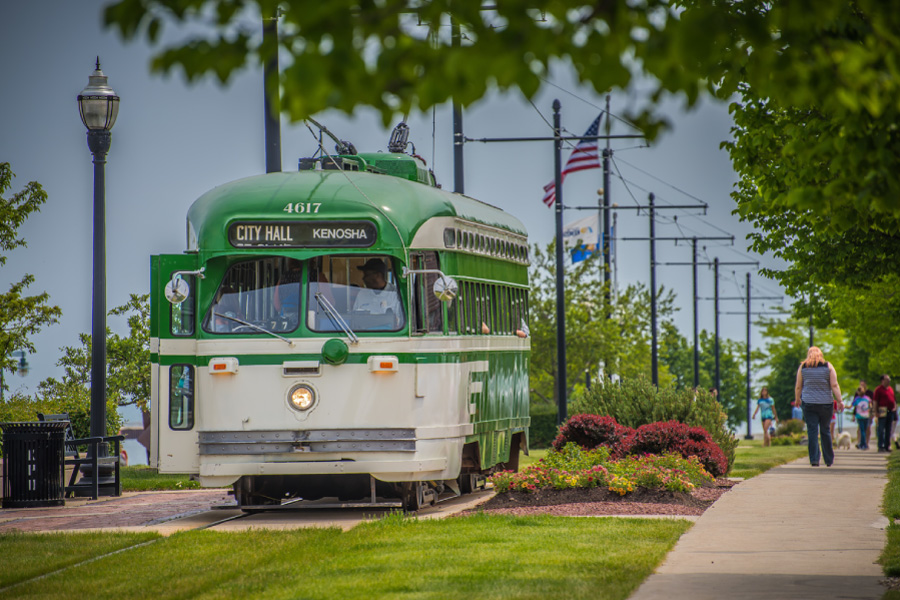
150,129,530,510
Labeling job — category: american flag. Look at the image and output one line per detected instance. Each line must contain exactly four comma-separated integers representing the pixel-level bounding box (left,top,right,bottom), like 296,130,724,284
542,113,603,207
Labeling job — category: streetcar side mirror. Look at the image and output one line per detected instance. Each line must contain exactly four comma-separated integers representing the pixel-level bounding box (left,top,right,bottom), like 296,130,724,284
433,276,458,303
164,268,205,305
165,275,190,305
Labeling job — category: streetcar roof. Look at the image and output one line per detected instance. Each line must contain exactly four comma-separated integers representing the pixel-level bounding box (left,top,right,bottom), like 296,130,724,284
187,169,527,252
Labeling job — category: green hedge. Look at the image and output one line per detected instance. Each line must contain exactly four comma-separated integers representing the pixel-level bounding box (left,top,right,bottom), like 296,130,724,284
0,392,122,457
570,376,738,472
528,401,559,449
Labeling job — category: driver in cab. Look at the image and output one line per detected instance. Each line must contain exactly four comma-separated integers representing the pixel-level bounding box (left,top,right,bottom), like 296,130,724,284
353,258,402,325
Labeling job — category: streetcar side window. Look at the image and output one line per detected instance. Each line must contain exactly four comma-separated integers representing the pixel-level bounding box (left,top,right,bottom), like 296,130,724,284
171,274,195,336
307,255,406,333
169,364,194,430
202,257,301,335
410,252,443,335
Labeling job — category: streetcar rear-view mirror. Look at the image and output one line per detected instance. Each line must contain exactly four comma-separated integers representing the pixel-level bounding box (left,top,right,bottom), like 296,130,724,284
165,276,190,305
433,276,458,303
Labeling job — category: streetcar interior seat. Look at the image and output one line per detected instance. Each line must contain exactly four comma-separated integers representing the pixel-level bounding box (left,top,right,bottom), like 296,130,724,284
37,412,124,500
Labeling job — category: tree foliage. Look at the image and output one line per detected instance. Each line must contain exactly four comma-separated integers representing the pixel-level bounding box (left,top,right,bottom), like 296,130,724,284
38,294,151,412
103,0,900,148
660,326,752,430
528,243,677,407
0,163,62,397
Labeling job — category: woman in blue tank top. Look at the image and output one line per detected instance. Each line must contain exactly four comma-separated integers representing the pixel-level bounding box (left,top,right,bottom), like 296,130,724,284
794,346,845,467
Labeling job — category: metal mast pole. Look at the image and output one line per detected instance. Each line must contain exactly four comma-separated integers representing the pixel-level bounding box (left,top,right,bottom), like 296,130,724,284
692,237,700,388
746,272,753,440
263,14,282,173
452,20,465,194
714,257,721,395
553,100,567,426
602,95,611,298
649,193,658,386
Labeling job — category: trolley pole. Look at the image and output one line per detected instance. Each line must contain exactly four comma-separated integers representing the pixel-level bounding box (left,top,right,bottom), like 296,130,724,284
553,100,567,426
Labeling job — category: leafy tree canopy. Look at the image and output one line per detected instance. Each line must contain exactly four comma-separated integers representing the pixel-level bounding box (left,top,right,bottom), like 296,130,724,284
528,243,676,406
0,163,61,396
38,294,151,412
103,0,900,163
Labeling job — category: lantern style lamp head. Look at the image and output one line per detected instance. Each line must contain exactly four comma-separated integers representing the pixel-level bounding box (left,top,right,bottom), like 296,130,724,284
78,58,119,156
78,57,119,131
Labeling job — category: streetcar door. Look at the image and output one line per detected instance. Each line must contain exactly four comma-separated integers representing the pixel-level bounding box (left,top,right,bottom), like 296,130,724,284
151,253,200,474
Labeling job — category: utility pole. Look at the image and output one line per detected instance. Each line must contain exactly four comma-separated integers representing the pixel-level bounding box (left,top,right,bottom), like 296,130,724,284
712,284,780,439
649,194,658,385
553,100,567,426
657,235,736,387
452,18,464,194
465,105,644,424
262,13,282,173
714,258,720,394
602,95,612,298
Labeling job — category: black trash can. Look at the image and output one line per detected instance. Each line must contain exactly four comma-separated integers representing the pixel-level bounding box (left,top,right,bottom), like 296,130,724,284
1,421,68,508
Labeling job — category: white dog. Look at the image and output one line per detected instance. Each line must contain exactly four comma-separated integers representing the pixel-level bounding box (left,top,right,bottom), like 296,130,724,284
837,431,852,450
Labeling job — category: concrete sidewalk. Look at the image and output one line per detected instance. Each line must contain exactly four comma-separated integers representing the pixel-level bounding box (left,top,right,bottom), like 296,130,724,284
629,449,889,600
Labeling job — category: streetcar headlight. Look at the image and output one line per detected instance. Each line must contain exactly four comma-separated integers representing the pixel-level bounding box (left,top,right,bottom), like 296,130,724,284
288,384,316,411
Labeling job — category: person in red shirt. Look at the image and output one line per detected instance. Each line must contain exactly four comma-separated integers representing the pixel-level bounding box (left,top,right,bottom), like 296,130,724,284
873,375,896,452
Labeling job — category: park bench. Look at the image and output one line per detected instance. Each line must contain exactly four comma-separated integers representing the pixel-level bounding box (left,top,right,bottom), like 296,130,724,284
36,413,123,500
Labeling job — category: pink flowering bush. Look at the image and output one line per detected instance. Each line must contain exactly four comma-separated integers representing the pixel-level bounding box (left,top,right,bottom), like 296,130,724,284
551,414,634,459
629,421,728,477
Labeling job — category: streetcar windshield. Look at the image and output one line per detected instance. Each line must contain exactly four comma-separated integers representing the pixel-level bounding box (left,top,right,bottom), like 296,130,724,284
203,257,301,334
307,255,405,332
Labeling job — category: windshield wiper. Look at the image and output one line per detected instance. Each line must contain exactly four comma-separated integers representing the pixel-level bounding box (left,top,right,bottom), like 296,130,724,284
315,293,359,344
213,312,295,347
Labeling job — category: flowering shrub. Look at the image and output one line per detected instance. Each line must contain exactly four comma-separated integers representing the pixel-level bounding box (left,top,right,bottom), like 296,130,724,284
629,421,728,477
488,443,715,497
489,443,610,493
552,414,635,459
607,475,634,496
610,453,714,493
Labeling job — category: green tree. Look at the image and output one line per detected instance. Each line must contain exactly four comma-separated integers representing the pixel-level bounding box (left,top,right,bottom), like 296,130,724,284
0,163,62,400
528,242,677,408
38,294,151,414
660,327,750,431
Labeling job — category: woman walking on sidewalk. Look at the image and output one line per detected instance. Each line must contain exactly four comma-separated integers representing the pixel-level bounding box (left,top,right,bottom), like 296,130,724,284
794,346,844,467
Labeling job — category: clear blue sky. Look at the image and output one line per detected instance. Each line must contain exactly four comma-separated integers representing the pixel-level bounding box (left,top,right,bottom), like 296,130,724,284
0,1,786,400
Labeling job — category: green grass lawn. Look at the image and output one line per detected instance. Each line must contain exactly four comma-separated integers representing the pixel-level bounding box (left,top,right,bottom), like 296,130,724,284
0,514,691,600
727,440,808,479
120,466,201,491
880,450,900,590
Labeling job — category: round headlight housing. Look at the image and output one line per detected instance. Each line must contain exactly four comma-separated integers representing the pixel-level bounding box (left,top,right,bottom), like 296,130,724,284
288,384,316,411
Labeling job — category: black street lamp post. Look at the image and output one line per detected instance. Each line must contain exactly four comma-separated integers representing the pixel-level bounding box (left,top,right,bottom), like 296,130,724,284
77,58,119,481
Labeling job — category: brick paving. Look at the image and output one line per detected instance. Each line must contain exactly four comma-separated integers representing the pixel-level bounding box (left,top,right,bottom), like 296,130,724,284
0,491,232,533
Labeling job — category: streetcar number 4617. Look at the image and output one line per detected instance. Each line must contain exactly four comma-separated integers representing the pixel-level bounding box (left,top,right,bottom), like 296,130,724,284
284,203,322,214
